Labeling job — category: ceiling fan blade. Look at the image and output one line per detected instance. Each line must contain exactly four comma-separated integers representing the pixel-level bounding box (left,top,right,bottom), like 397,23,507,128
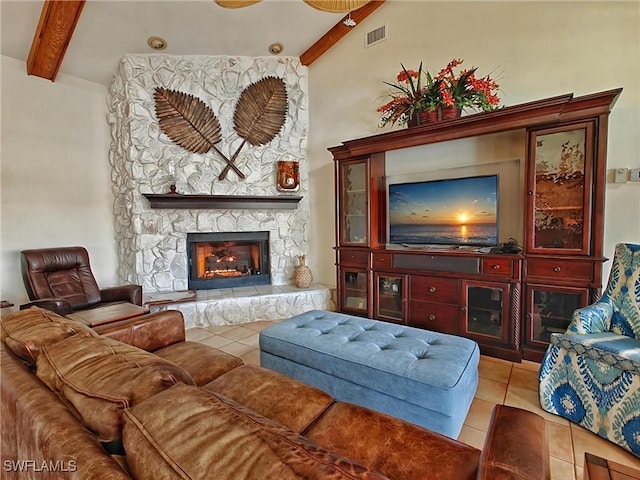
214,0,262,8
303,0,371,13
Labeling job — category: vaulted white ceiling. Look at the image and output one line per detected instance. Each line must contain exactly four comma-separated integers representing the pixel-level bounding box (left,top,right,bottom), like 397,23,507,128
1,0,378,86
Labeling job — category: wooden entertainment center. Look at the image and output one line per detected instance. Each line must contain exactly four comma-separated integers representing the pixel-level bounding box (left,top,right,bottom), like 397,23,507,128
330,88,622,362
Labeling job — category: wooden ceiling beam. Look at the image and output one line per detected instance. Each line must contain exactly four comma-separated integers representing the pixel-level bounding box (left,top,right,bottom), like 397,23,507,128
300,0,386,67
27,0,85,82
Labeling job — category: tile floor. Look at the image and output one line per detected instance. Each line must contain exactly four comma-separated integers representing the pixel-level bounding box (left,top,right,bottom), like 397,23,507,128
186,320,640,480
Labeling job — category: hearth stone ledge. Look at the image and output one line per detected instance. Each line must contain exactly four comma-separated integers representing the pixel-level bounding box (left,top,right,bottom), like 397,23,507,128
145,284,336,329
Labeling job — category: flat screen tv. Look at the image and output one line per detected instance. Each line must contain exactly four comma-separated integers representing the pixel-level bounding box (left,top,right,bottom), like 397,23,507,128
388,174,499,247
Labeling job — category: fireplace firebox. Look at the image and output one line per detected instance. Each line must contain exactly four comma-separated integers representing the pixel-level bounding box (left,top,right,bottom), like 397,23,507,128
187,231,270,290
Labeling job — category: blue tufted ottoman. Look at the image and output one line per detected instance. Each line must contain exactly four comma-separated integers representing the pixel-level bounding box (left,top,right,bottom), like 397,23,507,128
259,310,479,438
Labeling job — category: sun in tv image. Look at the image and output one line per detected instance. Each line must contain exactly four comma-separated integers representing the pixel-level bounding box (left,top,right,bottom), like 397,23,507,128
388,175,498,246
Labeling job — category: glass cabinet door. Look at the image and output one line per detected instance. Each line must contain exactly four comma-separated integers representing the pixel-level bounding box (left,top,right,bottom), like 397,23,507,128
528,122,594,254
340,161,368,246
525,284,588,348
461,280,510,343
340,268,369,315
375,273,406,324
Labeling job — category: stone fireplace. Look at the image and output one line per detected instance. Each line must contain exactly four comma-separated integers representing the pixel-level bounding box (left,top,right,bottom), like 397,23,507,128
106,54,311,293
187,231,270,290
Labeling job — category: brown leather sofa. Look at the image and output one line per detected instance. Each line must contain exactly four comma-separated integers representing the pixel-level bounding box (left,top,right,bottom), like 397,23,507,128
1,307,550,480
20,246,142,315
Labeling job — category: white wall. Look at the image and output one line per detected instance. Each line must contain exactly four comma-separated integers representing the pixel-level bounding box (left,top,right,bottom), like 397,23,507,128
1,56,116,307
307,1,640,285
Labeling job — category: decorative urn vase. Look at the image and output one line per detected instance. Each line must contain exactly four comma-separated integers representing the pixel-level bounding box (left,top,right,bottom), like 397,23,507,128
294,255,313,289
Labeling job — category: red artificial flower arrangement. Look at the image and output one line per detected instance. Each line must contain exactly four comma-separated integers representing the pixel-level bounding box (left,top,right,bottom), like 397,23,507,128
377,59,501,127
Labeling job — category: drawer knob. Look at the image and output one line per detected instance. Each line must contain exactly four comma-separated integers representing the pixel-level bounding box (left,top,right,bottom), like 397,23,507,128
428,314,436,321
553,266,562,272
350,255,356,259
492,264,500,270
429,286,437,293
378,257,385,262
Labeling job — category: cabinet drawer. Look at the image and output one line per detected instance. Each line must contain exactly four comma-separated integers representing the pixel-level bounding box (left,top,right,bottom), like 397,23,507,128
339,250,369,267
408,301,459,335
372,253,393,269
527,259,593,281
482,258,512,276
410,276,458,304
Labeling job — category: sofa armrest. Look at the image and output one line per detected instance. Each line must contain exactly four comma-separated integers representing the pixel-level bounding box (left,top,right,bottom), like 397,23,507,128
93,310,185,351
566,297,614,335
477,405,550,480
19,298,72,316
100,284,143,306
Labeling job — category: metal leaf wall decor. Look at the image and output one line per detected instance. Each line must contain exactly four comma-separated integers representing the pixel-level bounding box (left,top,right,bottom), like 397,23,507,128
154,77,288,181
153,88,222,154
233,76,288,146
218,76,288,179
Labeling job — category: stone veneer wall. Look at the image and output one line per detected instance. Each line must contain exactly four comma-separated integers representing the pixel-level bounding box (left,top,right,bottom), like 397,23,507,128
106,55,310,292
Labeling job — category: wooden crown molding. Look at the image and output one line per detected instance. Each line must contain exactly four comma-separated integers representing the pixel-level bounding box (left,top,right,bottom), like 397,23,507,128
300,0,386,66
27,0,85,82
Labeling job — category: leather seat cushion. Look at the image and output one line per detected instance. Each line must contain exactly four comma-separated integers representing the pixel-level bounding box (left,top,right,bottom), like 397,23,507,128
154,340,243,386
122,383,390,480
305,402,481,480
0,306,96,364
36,335,196,443
204,364,334,433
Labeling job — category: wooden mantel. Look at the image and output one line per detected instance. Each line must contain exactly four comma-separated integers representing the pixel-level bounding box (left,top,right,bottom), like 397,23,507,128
142,193,302,210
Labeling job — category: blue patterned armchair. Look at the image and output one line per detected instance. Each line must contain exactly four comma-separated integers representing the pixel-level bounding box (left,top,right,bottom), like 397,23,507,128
539,243,640,457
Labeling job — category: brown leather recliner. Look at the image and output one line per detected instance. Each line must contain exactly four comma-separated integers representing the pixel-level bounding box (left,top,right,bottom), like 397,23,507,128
20,246,142,316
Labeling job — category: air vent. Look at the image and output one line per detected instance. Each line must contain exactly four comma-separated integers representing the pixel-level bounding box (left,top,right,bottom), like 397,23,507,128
365,24,387,48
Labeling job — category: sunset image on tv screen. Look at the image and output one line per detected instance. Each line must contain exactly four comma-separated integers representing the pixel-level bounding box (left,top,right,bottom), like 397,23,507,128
388,175,498,246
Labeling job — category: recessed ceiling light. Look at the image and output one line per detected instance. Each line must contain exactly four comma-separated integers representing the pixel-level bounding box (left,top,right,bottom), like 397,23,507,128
268,43,284,55
147,36,168,51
